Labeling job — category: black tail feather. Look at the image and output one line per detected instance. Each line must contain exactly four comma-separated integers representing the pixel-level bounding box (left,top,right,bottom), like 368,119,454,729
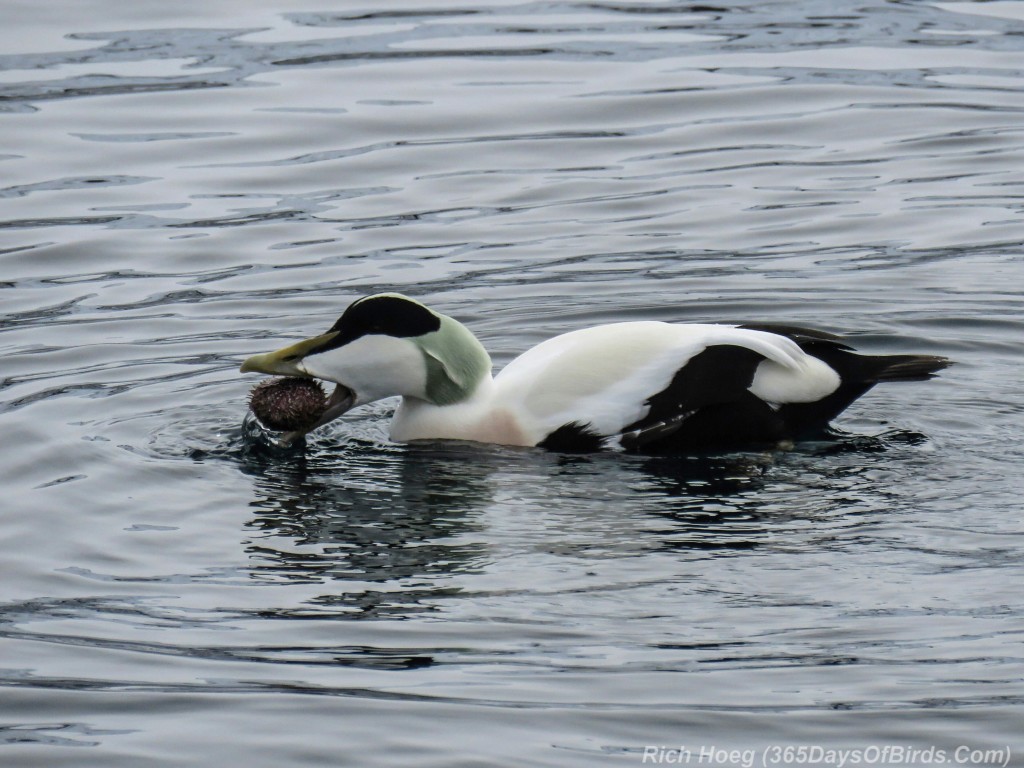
761,336,951,441
866,354,951,383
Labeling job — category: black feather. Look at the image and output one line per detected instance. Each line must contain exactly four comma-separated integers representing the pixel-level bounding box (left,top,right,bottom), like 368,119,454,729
746,326,951,438
312,295,441,355
737,322,853,350
619,345,786,453
552,329,950,454
538,422,607,453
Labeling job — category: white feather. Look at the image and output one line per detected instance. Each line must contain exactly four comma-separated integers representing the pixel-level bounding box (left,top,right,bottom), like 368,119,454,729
300,335,427,406
489,322,839,440
750,356,840,404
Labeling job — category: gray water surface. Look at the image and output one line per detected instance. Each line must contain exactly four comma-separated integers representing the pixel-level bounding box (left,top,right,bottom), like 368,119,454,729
2,2,1024,766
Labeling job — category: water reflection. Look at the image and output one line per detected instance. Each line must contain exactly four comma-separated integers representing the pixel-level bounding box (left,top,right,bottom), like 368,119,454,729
239,426,929,584
239,436,507,615
635,452,775,553
238,424,833,588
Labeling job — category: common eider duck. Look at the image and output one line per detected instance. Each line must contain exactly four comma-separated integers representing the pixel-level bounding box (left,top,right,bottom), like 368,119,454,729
240,293,950,452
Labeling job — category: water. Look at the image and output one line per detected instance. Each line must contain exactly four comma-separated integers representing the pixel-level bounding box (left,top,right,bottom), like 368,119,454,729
2,1,1023,766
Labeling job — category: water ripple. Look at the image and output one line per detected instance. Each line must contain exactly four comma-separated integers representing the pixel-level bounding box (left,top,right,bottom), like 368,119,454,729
2,1,1023,765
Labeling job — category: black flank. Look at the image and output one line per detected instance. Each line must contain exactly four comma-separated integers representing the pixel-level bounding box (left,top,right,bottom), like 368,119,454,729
620,345,787,453
538,422,607,453
312,295,442,354
615,328,948,454
538,325,949,455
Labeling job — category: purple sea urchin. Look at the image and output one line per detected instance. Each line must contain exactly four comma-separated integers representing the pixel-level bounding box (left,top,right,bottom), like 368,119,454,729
249,377,328,432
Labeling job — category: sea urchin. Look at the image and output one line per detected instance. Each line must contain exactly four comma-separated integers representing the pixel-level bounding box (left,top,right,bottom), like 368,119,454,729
249,377,328,432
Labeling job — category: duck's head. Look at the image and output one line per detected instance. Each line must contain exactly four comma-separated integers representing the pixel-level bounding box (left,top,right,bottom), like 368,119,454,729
240,293,492,435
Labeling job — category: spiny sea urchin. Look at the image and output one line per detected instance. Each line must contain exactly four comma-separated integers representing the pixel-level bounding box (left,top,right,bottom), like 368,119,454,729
249,377,327,432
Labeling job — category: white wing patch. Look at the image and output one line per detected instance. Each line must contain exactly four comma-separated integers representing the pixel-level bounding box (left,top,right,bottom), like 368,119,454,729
750,356,840,404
